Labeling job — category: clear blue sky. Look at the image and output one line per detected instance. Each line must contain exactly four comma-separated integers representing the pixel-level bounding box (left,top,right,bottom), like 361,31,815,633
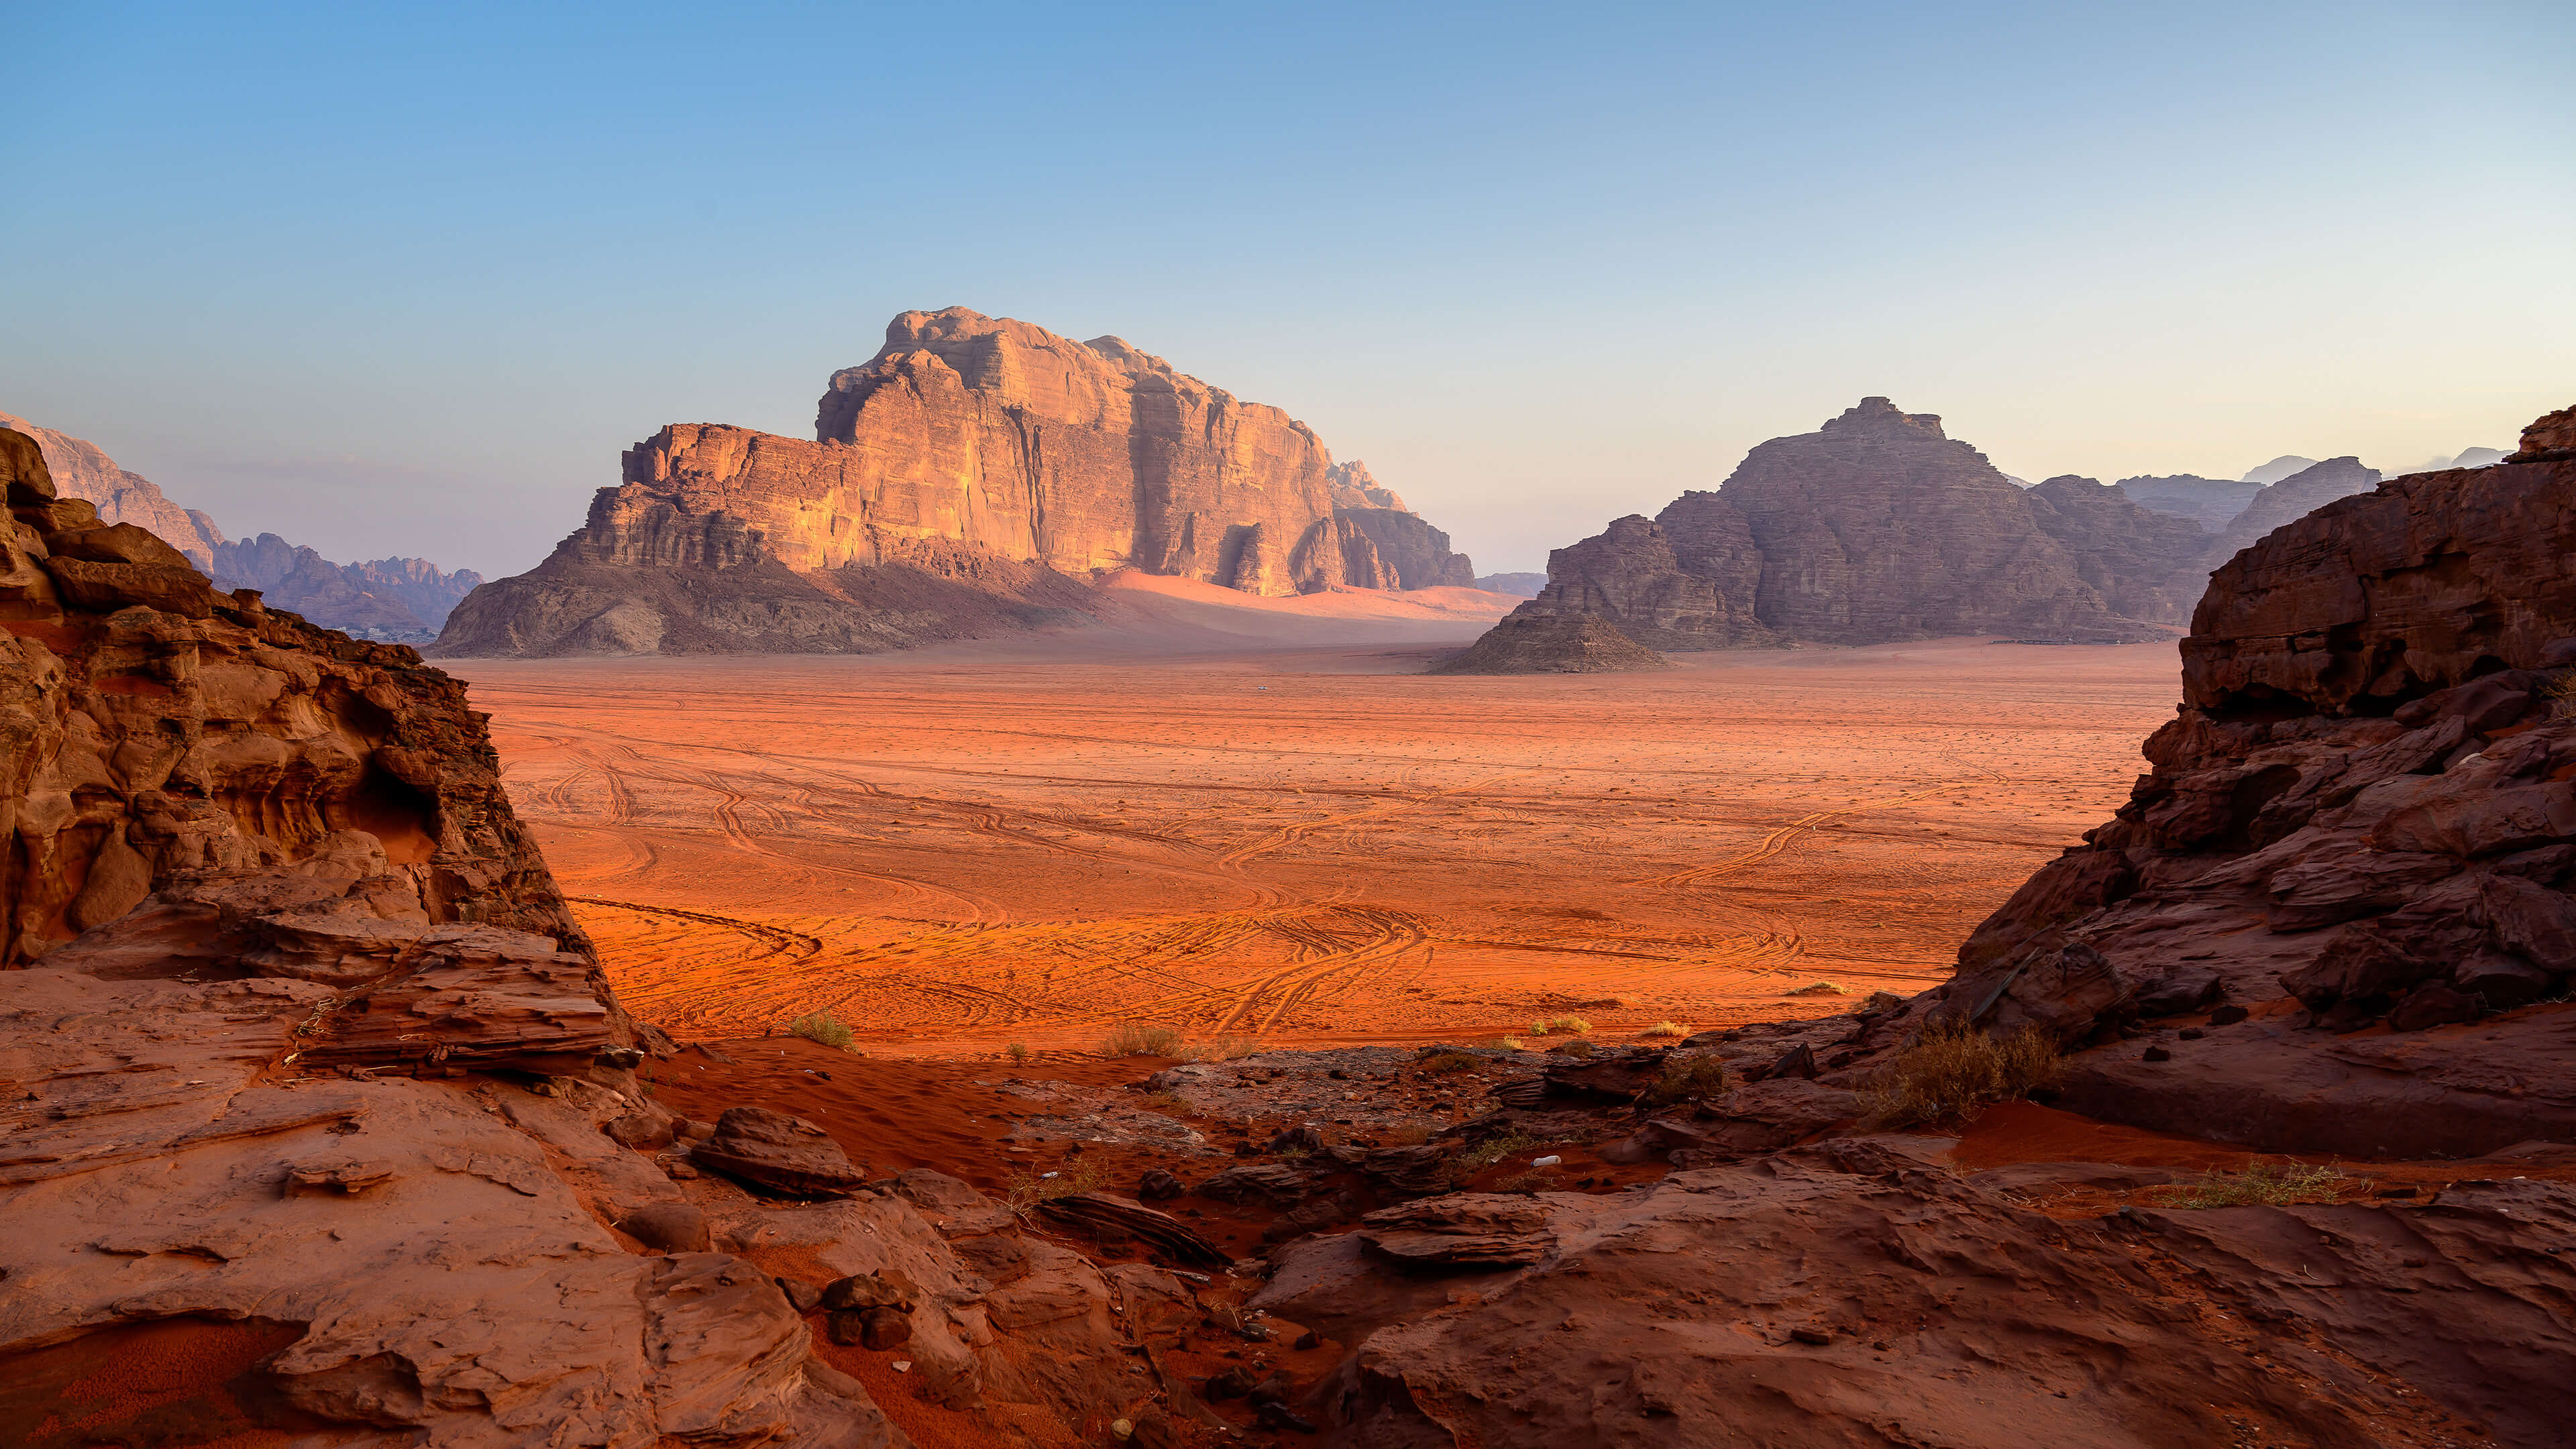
4,1,2569,578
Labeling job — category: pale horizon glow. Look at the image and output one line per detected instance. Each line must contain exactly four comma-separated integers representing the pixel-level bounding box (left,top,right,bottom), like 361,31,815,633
3,1,2569,579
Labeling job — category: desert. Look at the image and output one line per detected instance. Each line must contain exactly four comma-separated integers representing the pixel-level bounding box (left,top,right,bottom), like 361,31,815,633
451,635,2180,1056
9,9,2573,1446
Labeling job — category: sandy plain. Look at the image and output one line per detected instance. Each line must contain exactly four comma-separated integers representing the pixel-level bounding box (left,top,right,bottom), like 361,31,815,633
451,619,2182,1057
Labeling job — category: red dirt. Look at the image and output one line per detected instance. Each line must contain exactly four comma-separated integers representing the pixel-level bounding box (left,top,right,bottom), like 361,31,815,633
0,1316,347,1449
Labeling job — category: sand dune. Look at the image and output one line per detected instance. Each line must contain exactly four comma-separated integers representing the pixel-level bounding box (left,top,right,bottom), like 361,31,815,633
450,637,2180,1055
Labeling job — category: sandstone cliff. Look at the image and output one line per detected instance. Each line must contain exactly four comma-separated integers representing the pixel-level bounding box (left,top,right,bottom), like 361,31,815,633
439,309,1475,656
1326,458,1408,513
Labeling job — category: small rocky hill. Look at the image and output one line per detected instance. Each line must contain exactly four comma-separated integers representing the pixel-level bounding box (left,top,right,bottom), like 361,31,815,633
2113,472,2263,531
437,309,1475,657
2166,454,2382,597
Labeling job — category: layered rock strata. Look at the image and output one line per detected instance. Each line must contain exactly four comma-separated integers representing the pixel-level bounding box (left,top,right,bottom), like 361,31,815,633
2024,474,2212,624
439,309,1474,656
0,409,225,568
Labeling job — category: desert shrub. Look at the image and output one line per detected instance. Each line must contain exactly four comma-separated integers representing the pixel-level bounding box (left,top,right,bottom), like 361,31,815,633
1862,1020,2062,1128
1417,1049,1481,1075
1638,1053,1729,1108
1456,1130,1540,1173
2155,1159,2353,1209
1493,1166,1556,1194
1547,1038,1597,1059
1005,1042,1030,1064
1525,1020,1550,1037
1543,1016,1592,1034
788,1012,859,1053
1099,1022,1185,1057
2548,672,2576,716
1180,1035,1256,1061
1640,1020,1688,1038
1002,1158,1106,1215
1495,1036,1527,1051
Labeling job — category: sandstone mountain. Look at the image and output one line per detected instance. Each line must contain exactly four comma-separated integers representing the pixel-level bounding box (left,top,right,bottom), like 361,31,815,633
1453,397,2176,669
2112,472,2263,531
0,409,479,639
2242,453,2320,484
2167,454,2381,596
437,308,1474,656
1428,614,1674,674
211,533,484,634
1325,458,1407,512
1472,570,1546,596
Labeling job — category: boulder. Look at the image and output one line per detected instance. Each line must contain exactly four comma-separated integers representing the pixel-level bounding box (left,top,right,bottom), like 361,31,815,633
693,1106,867,1196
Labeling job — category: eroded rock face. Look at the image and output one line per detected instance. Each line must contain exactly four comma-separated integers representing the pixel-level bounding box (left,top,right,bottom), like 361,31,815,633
0,408,225,570
1427,614,1672,674
2025,474,2211,624
1939,406,2576,1155
2114,472,2265,532
1260,1139,2576,1447
437,308,1473,657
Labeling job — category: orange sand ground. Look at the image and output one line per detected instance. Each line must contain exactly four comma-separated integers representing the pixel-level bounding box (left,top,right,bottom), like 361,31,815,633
450,636,2181,1056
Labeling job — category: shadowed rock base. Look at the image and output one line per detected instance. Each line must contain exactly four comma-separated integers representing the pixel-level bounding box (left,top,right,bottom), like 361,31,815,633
1427,614,1672,674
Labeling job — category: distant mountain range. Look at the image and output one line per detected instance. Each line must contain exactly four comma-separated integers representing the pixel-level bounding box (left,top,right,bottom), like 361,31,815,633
0,411,479,641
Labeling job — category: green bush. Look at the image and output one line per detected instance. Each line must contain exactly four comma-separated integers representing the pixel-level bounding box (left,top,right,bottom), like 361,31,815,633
788,1012,859,1053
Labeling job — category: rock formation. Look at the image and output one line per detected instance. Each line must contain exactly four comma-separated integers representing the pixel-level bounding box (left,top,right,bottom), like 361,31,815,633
438,309,1476,657
2023,474,2212,624
2167,455,2382,596
1941,403,2576,1155
2243,453,2320,484
2113,472,2263,531
1446,397,2180,669
1428,614,1672,674
1325,459,1407,513
0,409,225,569
211,533,484,634
1,409,478,639
0,425,1188,1446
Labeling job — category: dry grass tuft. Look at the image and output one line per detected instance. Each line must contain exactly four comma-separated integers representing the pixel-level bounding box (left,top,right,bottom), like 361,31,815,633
1001,1158,1106,1215
1542,1015,1593,1034
2547,672,2576,716
788,1012,861,1053
1546,1038,1597,1059
1418,1049,1482,1075
1495,1036,1527,1051
1456,1130,1540,1175
1493,1166,1557,1194
1862,1020,2062,1128
1640,1020,1689,1038
1638,1053,1729,1108
1004,1042,1030,1064
1098,1022,1185,1058
2155,1159,2354,1209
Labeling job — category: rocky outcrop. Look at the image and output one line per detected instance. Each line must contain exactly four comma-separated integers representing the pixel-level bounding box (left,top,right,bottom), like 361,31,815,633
438,309,1475,657
2025,475,2212,623
2114,472,2263,531
1450,397,2179,668
0,409,225,569
2169,455,2382,594
0,425,1190,1446
1428,614,1671,674
1937,403,2576,1156
1326,459,1408,513
2243,453,2320,485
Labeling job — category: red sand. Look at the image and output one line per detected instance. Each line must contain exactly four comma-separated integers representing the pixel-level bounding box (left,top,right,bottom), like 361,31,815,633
452,637,2181,1057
